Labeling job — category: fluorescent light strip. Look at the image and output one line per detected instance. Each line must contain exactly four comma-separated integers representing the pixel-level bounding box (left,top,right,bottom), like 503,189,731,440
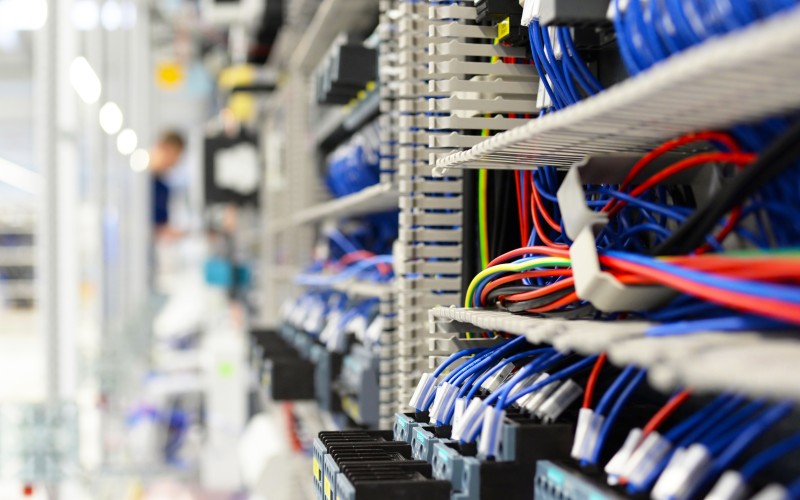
0,157,41,194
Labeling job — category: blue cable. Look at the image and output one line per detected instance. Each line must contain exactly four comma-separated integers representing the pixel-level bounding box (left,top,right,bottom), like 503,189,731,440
528,23,562,110
698,400,766,449
645,315,792,336
449,337,529,385
432,348,487,378
605,251,800,304
590,368,647,463
463,348,554,400
595,365,637,416
688,402,795,499
558,27,604,93
788,477,800,498
664,394,733,442
739,432,800,481
499,355,600,409
677,396,747,447
484,351,566,407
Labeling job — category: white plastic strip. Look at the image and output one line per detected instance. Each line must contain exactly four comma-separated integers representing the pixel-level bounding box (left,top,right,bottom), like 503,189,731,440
434,8,800,173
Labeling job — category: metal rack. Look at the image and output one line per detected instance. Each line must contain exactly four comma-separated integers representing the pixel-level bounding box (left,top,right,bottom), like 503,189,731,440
429,307,800,403
433,8,800,173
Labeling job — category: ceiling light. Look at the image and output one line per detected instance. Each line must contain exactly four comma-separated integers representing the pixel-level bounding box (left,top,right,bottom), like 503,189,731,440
70,57,102,104
0,157,41,194
71,0,99,31
100,0,122,31
130,149,150,172
116,129,138,155
99,102,123,135
0,0,48,31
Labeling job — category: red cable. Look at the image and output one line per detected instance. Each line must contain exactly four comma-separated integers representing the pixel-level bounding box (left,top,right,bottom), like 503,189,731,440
600,255,800,324
479,269,573,306
283,403,303,452
583,353,607,409
610,153,756,217
338,250,392,276
531,190,569,249
642,389,693,436
696,206,743,254
522,171,532,243
602,131,742,213
525,291,579,313
514,171,526,244
532,181,562,232
487,246,571,267
504,277,576,302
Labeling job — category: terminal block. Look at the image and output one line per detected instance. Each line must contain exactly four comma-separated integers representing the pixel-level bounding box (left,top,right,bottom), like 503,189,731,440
336,462,451,500
535,461,624,500
313,430,412,498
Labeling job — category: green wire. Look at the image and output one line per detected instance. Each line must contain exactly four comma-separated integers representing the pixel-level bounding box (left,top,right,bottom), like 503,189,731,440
479,169,489,270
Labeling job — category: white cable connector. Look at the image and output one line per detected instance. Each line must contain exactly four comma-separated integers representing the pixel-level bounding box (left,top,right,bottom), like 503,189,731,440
549,26,562,59
459,399,489,443
521,0,541,27
435,383,460,424
571,408,605,461
624,431,672,488
750,484,790,500
409,372,436,410
652,444,711,500
482,364,513,393
452,397,468,434
537,379,582,423
605,428,643,483
514,372,548,409
428,384,449,424
536,78,552,110
478,406,506,458
523,375,559,414
319,311,341,345
706,471,748,500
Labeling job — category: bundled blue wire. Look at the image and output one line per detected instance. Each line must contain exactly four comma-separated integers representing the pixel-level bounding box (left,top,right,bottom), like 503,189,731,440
590,368,648,464
686,402,795,498
737,432,800,482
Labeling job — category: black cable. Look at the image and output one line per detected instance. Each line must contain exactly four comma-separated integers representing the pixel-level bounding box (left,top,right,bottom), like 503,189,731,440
461,170,480,303
500,287,576,312
653,121,800,255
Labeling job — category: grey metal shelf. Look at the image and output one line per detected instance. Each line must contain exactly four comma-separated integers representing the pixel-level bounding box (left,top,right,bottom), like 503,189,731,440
268,183,398,234
429,306,800,403
434,9,800,173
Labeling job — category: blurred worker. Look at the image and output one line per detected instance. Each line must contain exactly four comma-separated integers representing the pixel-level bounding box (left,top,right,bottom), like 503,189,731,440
150,130,186,240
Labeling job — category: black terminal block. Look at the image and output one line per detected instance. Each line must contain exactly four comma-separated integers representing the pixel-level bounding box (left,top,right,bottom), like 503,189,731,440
316,41,378,105
263,357,315,400
539,0,612,27
337,462,452,500
475,0,522,23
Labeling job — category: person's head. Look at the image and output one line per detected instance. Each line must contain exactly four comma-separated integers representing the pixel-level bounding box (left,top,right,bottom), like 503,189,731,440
149,129,186,175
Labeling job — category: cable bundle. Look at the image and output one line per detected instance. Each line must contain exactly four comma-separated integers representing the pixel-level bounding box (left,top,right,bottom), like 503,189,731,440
613,0,800,76
326,120,381,198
